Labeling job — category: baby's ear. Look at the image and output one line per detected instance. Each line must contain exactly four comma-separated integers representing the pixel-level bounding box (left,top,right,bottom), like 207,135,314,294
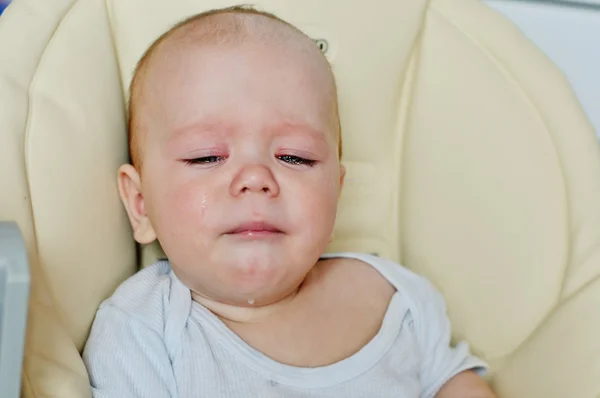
339,163,346,193
117,164,157,244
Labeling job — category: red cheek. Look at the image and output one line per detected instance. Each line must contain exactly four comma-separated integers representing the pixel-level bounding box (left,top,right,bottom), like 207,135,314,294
168,182,211,223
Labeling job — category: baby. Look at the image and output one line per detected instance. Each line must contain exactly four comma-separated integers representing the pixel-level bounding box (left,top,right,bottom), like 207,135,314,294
83,6,496,398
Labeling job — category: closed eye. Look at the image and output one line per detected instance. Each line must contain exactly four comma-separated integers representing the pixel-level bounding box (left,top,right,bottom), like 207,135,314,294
277,155,317,167
183,156,225,165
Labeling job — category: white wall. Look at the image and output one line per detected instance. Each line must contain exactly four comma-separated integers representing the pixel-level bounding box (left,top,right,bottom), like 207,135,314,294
484,0,600,136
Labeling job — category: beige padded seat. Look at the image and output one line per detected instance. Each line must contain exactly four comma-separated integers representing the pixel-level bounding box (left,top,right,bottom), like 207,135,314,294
1,0,599,396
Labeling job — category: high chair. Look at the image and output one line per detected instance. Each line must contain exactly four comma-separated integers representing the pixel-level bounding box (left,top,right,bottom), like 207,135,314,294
1,0,599,396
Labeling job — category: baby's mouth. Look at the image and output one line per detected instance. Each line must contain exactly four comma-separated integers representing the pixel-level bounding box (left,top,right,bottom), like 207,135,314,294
225,221,284,238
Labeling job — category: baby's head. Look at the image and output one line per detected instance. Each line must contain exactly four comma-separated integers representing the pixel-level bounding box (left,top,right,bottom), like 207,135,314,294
118,6,345,306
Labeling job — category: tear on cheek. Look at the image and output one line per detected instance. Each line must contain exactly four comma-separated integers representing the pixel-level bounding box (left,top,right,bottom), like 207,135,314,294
200,194,208,217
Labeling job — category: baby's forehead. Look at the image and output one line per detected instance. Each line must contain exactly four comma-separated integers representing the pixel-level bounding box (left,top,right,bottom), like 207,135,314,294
128,10,340,166
141,11,322,79
132,13,329,122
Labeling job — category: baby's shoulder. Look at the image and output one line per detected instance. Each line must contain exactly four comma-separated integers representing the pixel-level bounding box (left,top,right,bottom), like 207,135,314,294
318,252,442,310
98,261,173,326
318,254,393,291
316,254,396,306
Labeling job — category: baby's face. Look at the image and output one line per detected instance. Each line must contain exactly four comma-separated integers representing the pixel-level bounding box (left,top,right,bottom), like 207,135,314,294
134,41,344,305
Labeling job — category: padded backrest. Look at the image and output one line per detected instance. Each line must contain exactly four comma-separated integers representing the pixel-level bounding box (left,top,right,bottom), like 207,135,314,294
1,0,600,397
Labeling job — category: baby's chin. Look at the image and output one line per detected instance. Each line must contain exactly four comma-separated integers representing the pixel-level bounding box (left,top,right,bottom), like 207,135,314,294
213,249,310,301
224,253,290,286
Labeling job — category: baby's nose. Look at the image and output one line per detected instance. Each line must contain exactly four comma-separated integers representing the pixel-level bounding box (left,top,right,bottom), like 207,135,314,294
230,164,280,197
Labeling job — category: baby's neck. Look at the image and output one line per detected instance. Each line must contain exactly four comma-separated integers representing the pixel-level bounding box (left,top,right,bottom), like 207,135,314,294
191,287,300,324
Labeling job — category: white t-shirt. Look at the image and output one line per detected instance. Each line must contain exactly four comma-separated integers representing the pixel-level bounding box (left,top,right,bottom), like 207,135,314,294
83,252,487,398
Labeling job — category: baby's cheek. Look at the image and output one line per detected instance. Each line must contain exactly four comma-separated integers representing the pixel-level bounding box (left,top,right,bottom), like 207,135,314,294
157,183,212,253
169,183,210,224
303,185,339,232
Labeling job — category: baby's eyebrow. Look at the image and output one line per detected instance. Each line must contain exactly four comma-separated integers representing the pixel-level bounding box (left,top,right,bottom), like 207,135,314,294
170,119,233,140
170,119,330,143
272,121,330,143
